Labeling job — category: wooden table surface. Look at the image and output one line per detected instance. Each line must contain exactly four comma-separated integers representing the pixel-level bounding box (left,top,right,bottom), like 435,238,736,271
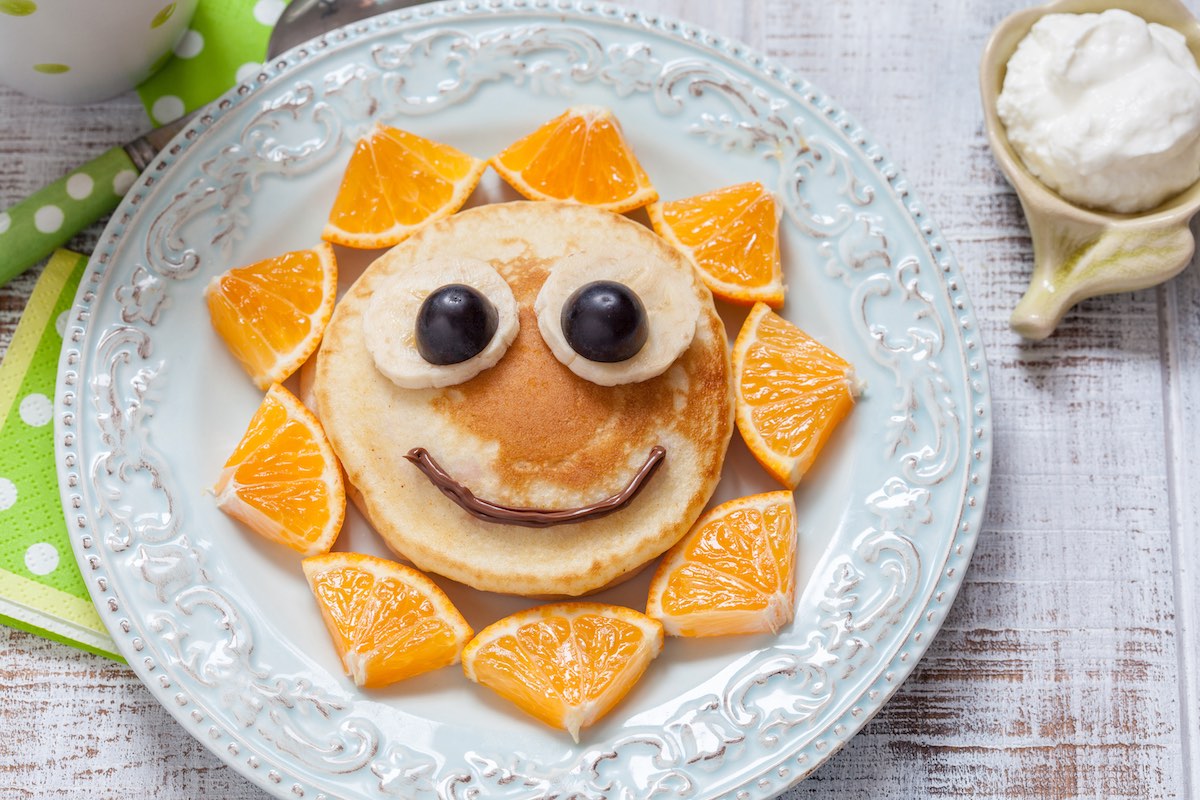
2,0,1197,797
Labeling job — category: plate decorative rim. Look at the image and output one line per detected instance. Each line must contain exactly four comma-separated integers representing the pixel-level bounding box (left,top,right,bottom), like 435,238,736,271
54,2,993,798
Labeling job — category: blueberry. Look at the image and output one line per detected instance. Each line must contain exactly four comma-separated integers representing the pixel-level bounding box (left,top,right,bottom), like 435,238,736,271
561,280,648,363
415,284,499,365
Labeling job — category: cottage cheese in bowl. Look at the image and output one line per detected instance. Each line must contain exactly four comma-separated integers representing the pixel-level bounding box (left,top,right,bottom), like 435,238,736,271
996,8,1200,214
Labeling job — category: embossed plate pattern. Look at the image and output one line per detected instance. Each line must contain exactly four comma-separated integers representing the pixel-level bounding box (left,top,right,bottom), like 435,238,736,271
55,2,992,798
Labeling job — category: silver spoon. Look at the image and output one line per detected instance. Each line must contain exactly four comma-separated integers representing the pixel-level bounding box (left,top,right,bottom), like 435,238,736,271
0,0,426,287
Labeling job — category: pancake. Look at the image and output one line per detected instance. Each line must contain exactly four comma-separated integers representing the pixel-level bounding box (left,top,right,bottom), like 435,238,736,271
314,201,733,597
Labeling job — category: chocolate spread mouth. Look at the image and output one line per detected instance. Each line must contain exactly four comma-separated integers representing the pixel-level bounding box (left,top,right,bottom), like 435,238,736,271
404,446,666,528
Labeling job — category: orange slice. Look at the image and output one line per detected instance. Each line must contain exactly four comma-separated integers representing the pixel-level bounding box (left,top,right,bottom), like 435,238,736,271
733,302,857,488
648,182,785,308
212,384,345,556
462,602,663,741
646,491,797,637
491,105,658,212
205,243,337,391
303,552,473,688
323,123,487,248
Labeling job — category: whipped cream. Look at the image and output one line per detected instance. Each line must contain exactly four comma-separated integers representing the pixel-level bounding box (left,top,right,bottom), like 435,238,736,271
996,9,1200,213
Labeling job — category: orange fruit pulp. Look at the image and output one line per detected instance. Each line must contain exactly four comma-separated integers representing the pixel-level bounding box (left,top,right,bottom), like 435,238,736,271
491,105,658,213
205,243,337,391
733,302,857,489
212,383,345,556
323,123,486,249
648,181,785,308
303,552,474,688
462,602,663,741
647,491,797,637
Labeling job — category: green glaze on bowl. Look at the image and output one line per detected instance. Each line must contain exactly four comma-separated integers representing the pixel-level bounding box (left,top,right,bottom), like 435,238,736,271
150,2,176,28
0,0,37,17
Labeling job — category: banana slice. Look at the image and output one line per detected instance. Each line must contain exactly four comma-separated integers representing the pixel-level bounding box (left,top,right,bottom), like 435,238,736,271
535,251,700,386
363,257,519,389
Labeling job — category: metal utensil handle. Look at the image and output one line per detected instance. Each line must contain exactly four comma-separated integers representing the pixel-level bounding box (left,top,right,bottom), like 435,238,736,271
0,146,138,286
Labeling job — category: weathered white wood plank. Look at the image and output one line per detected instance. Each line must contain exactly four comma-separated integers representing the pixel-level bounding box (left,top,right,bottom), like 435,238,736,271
0,633,261,798
0,1,1195,798
1161,220,1200,798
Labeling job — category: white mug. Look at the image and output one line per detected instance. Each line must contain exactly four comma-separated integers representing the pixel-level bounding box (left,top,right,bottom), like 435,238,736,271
0,0,199,104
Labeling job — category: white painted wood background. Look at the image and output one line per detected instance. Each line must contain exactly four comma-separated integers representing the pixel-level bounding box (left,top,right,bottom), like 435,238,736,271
1,0,1197,796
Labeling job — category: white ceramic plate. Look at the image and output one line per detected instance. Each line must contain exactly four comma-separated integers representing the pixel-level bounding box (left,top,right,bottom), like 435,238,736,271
56,3,992,798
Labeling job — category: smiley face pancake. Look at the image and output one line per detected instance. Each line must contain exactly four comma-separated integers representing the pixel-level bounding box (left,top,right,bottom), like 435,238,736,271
314,201,733,597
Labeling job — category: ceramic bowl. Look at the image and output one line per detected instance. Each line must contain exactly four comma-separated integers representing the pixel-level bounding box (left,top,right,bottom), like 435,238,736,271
0,0,198,104
980,0,1200,339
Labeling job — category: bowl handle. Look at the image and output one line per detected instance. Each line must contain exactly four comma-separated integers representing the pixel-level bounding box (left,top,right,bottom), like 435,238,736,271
1011,206,1197,339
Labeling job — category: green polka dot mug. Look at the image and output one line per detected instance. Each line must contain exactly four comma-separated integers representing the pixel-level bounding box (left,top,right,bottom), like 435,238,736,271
0,0,198,104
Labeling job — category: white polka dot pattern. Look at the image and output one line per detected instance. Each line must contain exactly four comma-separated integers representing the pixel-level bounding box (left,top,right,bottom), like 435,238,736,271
19,393,53,427
113,170,137,196
174,29,204,59
24,542,60,576
253,0,285,26
66,173,94,200
151,95,186,125
34,205,63,233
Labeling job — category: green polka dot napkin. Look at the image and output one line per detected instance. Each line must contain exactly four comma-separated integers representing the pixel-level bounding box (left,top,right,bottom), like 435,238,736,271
0,250,122,660
138,0,288,126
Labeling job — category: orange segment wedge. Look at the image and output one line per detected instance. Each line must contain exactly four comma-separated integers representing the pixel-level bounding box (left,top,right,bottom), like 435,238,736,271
323,123,487,248
462,602,663,741
205,243,337,391
303,553,473,688
212,384,345,556
491,105,658,212
647,492,797,637
733,303,857,489
648,182,785,308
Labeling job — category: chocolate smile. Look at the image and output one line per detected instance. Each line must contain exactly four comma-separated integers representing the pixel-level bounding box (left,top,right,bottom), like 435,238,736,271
404,446,666,528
